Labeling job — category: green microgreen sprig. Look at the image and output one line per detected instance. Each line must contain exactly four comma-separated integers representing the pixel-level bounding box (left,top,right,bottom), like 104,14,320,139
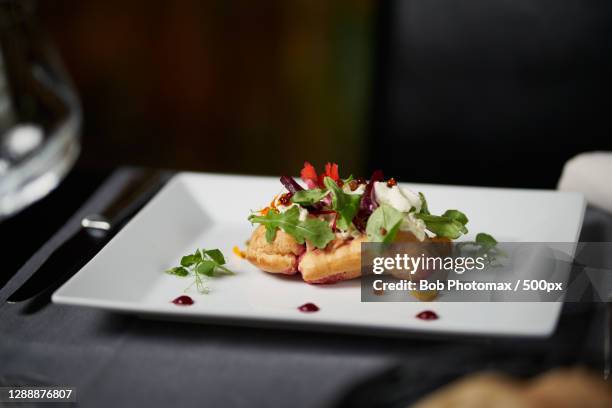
165,248,234,294
456,233,505,267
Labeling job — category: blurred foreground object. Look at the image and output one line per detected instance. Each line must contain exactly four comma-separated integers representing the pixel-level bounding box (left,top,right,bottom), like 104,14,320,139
0,0,80,221
414,368,612,408
558,152,612,214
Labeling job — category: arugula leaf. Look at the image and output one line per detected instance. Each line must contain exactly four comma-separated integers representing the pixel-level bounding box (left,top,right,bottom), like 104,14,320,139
265,225,276,243
324,177,361,230
366,203,404,243
248,206,334,249
418,192,429,215
415,210,469,239
249,207,299,243
291,189,328,206
298,217,336,248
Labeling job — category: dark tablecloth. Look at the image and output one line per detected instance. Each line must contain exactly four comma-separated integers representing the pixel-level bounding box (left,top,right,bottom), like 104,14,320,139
1,169,611,408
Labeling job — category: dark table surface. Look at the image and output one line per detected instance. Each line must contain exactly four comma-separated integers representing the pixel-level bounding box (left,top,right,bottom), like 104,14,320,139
1,167,611,408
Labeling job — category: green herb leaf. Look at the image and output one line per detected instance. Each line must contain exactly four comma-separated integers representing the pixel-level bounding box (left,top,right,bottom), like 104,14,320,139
180,251,201,267
265,226,276,243
476,232,497,250
249,207,299,243
196,260,217,276
457,232,502,267
166,248,234,294
442,209,468,225
418,192,429,215
291,189,328,206
414,191,469,239
298,217,337,248
215,264,235,275
248,206,334,249
166,266,189,277
324,177,361,231
204,249,225,265
415,211,469,239
366,203,404,243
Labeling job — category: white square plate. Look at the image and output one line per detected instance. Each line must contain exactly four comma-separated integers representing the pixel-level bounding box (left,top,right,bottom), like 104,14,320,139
52,173,585,337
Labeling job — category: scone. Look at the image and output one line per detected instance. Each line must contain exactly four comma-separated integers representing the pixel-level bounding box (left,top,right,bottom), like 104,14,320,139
245,162,490,296
245,225,304,274
245,227,366,283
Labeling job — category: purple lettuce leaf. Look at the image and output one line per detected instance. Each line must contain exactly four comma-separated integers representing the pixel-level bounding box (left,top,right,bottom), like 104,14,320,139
354,169,384,232
279,175,304,194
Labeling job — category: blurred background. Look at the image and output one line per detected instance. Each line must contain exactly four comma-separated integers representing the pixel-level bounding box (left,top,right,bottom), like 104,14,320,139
38,0,373,179
36,0,612,187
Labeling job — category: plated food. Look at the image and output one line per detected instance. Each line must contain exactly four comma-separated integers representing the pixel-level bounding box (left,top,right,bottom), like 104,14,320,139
245,162,482,290
53,171,584,336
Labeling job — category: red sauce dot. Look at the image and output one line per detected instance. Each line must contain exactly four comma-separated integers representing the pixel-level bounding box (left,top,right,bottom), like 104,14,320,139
298,303,319,312
172,295,194,306
416,310,438,320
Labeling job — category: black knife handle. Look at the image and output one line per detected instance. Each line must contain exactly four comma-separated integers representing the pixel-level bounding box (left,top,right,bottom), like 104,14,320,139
6,171,169,303
7,229,105,302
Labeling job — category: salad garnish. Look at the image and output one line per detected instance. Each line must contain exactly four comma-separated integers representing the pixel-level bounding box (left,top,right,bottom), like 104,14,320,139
248,206,334,249
248,162,495,248
365,204,404,243
165,248,234,294
457,233,505,267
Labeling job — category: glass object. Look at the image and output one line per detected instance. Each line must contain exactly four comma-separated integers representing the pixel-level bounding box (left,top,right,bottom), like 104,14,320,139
0,0,80,221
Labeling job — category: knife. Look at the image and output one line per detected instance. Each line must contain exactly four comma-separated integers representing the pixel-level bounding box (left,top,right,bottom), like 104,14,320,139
7,169,167,303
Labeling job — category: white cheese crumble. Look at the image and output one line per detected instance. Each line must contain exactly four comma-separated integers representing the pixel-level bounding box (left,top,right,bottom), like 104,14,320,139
373,182,422,213
374,182,426,241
